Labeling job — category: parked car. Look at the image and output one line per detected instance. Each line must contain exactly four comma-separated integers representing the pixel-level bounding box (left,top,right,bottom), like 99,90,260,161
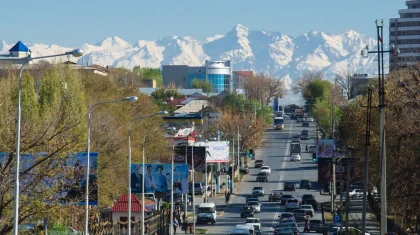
284,182,296,191
300,179,312,189
256,172,269,182
269,190,283,202
189,182,205,195
239,167,250,174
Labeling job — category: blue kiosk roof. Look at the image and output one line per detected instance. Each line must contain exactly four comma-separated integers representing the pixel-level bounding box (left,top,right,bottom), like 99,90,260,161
9,41,31,52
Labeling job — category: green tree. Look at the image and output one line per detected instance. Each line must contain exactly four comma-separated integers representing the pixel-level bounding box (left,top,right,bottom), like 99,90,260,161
190,78,212,93
133,67,163,86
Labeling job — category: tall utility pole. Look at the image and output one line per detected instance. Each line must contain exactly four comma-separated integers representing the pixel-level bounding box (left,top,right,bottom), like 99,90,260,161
361,20,400,235
231,136,235,194
361,87,373,235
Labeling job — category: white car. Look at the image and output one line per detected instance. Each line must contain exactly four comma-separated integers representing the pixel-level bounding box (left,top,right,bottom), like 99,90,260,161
306,117,314,122
260,165,271,175
342,189,365,199
252,187,265,196
290,153,301,161
300,204,314,217
246,217,261,231
247,201,261,213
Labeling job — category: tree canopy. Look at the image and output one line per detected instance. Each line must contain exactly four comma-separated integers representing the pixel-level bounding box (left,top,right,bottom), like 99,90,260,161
190,78,212,93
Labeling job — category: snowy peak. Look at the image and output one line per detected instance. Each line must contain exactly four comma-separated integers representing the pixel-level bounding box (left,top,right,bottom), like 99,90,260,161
95,36,131,50
0,25,381,81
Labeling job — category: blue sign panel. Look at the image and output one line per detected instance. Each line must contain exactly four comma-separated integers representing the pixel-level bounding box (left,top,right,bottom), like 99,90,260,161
333,214,342,224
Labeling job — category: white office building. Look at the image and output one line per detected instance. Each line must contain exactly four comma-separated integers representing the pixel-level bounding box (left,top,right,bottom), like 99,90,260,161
390,0,420,70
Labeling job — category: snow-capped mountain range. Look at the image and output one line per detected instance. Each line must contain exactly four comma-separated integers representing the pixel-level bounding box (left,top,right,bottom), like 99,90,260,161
0,24,381,84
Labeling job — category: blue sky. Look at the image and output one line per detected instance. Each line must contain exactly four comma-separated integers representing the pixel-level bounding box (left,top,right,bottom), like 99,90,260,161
1,0,403,46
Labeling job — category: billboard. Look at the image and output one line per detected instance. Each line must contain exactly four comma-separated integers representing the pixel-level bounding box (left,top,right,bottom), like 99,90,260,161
316,139,335,158
196,141,230,163
0,152,99,206
173,146,206,170
130,163,189,194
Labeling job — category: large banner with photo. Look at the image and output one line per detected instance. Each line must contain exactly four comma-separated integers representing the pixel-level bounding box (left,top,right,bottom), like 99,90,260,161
173,146,206,171
316,139,335,158
0,152,99,206
130,163,189,195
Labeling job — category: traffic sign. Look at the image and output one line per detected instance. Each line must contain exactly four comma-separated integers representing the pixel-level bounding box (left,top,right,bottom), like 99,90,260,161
333,214,342,224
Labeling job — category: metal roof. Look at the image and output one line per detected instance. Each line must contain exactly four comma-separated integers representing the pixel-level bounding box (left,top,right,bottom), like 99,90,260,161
9,41,31,52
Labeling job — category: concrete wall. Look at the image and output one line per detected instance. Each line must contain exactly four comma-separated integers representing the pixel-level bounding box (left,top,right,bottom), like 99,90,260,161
162,65,189,88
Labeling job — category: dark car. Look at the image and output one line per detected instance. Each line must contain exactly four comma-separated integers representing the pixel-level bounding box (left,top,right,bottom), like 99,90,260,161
309,219,325,232
240,206,255,218
280,195,294,205
284,182,296,191
255,160,264,168
269,190,283,202
275,227,300,235
301,130,309,135
300,133,309,140
302,122,310,127
256,172,269,182
189,182,205,195
240,167,250,174
301,198,318,210
300,179,312,189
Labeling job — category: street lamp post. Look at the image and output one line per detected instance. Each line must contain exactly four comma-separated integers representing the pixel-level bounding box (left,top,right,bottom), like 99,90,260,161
128,111,167,235
361,20,400,235
10,49,84,235
85,96,138,235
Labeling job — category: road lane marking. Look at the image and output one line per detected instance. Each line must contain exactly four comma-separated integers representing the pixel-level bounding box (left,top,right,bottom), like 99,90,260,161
270,122,294,232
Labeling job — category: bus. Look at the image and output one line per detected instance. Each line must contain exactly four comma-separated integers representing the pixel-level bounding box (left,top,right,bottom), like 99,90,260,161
273,117,284,130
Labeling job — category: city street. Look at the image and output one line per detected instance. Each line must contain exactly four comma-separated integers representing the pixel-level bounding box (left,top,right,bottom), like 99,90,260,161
194,119,331,234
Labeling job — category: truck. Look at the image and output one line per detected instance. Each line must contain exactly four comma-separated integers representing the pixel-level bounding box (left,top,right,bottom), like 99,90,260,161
295,109,305,123
290,143,301,156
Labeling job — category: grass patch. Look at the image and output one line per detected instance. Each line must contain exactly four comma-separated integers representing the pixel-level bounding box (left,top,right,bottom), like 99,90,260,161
235,172,245,182
196,228,208,234
324,212,347,222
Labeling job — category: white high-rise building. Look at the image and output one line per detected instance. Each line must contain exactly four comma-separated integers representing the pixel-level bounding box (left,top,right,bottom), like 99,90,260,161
390,0,420,70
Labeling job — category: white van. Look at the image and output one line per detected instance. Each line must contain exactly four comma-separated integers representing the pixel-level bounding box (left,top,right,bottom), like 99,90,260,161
197,203,217,224
229,227,251,235
236,224,255,235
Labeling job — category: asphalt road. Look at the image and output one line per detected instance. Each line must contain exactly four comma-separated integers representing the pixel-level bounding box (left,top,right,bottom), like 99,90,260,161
191,119,332,235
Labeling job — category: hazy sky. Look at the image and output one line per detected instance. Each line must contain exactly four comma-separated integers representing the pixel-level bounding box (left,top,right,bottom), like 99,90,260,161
1,0,403,46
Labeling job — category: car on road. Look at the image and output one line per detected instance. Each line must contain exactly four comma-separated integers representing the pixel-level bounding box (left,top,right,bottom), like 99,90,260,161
280,194,294,205
240,206,255,218
239,166,250,174
300,204,314,217
254,160,264,168
245,196,259,204
256,172,268,182
235,224,255,235
349,182,363,190
269,190,283,202
300,133,309,140
246,217,261,231
292,209,307,221
291,136,301,143
196,203,217,224
246,201,261,213
306,116,314,122
302,121,310,127
309,219,325,232
274,226,300,235
260,165,271,175
285,199,300,212
284,182,296,191
279,212,295,222
290,153,301,161
300,179,311,189
252,186,265,196
301,197,318,210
